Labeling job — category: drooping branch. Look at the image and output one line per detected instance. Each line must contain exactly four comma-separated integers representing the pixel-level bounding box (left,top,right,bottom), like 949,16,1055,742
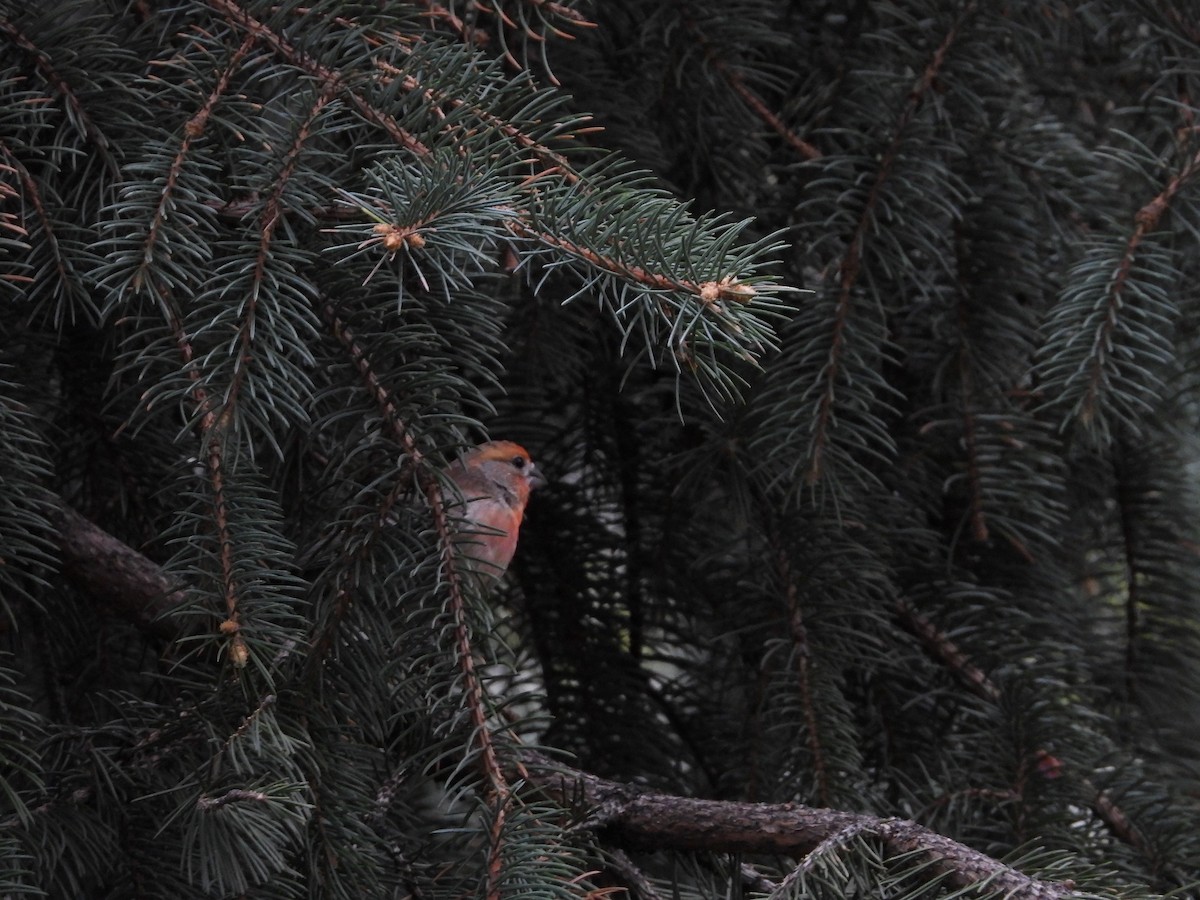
773,535,829,806
807,2,978,484
316,300,510,898
0,136,78,306
135,32,257,293
0,16,115,165
894,597,1153,858
1079,145,1200,424
674,6,821,161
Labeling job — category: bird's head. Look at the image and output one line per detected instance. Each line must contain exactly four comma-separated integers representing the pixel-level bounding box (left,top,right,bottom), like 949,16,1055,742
457,440,547,507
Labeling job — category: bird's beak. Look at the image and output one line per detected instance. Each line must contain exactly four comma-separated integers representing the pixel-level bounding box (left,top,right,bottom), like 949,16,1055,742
528,463,548,490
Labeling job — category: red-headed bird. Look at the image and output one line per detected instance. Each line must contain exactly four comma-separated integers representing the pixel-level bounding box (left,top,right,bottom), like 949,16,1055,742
446,441,546,583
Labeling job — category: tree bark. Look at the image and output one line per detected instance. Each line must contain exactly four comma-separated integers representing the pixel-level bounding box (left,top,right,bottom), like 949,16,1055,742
50,502,184,638
521,753,1076,900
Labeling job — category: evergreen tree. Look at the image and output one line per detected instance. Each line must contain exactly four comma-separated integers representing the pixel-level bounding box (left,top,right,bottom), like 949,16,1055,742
2,1,1199,897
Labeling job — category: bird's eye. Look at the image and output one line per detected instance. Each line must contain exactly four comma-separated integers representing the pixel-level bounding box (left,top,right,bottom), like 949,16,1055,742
511,455,526,469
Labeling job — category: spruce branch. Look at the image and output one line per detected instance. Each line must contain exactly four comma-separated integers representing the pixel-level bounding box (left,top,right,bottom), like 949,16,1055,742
203,0,428,155
1075,145,1200,429
0,137,76,307
307,301,424,671
1114,465,1143,706
42,505,1078,900
720,65,822,161
315,299,511,894
168,303,248,668
216,85,334,457
504,220,754,309
604,849,663,900
773,536,829,807
372,56,586,184
674,7,821,161
133,32,256,294
954,293,991,544
196,787,271,810
470,0,595,78
893,598,1155,862
895,597,999,704
806,1,978,485
0,14,114,160
411,0,489,47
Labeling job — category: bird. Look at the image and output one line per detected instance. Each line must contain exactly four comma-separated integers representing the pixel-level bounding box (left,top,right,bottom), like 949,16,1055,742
445,440,546,582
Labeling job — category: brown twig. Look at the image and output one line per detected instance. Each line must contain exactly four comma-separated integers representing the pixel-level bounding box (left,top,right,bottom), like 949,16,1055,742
204,0,428,155
1079,145,1200,424
168,303,248,667
0,137,78,306
411,0,490,45
0,16,115,164
135,33,257,293
373,58,587,185
675,5,821,160
718,63,821,160
895,597,999,703
197,787,271,810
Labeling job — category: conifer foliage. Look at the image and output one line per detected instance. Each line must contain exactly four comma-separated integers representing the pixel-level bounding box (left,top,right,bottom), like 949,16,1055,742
2,1,1199,897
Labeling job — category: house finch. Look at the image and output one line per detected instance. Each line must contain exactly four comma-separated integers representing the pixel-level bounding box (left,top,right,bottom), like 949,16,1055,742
446,441,546,581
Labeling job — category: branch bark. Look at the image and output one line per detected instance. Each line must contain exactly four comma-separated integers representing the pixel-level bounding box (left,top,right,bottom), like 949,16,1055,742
50,502,184,638
523,753,1075,900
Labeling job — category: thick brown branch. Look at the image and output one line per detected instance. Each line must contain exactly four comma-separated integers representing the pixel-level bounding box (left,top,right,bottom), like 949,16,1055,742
524,754,1075,900
51,503,184,638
